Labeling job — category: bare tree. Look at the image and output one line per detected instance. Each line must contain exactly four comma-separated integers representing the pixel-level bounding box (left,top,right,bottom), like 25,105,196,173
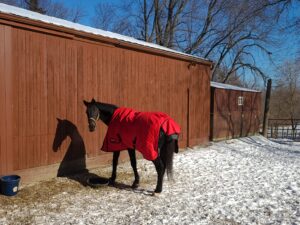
39,1,85,22
92,0,294,85
270,59,300,135
92,3,117,31
92,1,137,36
0,0,85,23
24,0,44,13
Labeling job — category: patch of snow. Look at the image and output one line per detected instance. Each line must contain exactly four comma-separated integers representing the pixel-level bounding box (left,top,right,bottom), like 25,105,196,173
0,135,299,225
211,81,261,92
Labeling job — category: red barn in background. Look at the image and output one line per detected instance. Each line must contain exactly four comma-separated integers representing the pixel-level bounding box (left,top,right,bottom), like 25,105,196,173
210,82,262,141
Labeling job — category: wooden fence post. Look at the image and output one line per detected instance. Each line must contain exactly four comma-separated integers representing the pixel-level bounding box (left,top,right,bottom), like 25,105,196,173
263,79,272,137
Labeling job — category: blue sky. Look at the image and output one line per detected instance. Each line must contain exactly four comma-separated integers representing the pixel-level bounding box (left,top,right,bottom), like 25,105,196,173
60,0,117,26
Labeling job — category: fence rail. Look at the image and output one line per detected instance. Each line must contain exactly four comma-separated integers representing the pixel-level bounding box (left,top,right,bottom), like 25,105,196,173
268,119,300,141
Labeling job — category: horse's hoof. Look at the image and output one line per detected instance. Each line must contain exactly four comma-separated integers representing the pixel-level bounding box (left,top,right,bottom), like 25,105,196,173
131,181,139,189
131,183,139,189
154,188,162,194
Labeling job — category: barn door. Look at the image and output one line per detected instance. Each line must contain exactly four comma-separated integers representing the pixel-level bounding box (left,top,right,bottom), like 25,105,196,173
187,64,210,147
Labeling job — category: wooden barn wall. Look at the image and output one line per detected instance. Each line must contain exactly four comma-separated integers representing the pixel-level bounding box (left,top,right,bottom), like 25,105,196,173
211,88,261,140
0,24,210,177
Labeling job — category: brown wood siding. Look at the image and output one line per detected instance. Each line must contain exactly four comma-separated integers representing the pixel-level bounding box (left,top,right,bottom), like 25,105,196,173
211,88,261,140
188,65,211,145
0,22,211,176
0,25,7,174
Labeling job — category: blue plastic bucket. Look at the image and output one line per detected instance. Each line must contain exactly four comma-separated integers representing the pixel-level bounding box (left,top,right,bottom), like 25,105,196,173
0,175,21,196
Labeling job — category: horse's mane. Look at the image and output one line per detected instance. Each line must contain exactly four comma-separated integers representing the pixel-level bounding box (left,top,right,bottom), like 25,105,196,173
94,101,118,125
95,102,118,114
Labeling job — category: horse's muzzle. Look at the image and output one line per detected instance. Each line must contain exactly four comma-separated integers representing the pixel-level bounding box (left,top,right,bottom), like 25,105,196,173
89,125,96,132
88,121,96,132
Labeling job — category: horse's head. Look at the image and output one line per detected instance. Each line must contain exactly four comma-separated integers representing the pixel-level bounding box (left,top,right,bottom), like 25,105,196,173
84,99,118,130
83,98,100,132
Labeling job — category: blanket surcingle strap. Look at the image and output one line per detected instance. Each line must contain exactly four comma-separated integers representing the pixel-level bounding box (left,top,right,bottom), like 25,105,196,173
101,107,180,161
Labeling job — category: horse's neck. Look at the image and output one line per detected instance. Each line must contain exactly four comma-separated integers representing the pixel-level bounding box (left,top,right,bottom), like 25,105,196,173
96,102,118,125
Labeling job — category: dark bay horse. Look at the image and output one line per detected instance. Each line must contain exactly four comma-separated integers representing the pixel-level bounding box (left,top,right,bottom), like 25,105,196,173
83,99,180,193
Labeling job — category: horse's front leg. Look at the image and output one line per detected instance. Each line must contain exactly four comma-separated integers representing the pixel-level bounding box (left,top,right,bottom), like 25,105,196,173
152,156,165,193
128,149,140,188
109,151,120,186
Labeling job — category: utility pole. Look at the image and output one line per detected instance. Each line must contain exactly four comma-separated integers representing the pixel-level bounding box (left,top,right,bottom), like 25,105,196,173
263,79,272,137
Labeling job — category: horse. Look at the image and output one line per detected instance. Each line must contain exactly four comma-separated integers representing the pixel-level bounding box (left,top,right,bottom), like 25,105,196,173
83,99,180,194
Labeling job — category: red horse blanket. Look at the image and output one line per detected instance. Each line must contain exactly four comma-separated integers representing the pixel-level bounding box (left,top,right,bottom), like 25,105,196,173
101,107,180,161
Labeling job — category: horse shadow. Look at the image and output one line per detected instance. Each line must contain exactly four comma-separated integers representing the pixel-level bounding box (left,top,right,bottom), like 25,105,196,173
52,118,106,186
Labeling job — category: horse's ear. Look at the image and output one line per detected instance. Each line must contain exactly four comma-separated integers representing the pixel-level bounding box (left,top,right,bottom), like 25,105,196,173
56,118,62,123
83,100,89,106
92,98,96,103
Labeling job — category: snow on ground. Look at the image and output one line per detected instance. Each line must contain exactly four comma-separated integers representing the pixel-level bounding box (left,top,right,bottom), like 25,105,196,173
0,135,299,225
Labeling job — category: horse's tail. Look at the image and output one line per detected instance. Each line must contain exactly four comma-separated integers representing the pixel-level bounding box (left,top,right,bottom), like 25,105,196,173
161,138,178,181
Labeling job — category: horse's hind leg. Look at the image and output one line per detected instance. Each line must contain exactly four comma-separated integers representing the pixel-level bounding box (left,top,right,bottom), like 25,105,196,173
128,149,140,188
152,156,165,193
109,151,120,186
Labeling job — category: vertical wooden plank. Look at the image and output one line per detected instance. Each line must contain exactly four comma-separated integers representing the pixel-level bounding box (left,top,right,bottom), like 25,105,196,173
39,32,48,166
66,40,78,124
129,49,136,108
129,50,135,108
84,43,99,157
147,54,156,110
111,47,120,105
96,46,103,153
32,32,40,167
90,44,99,157
11,28,20,171
33,31,46,167
76,42,84,126
26,30,35,168
80,44,89,155
76,42,91,158
120,49,127,105
188,64,199,145
57,38,67,162
0,25,7,174
16,29,26,170
202,65,211,142
46,35,56,165
100,45,108,102
4,26,14,173
183,61,189,147
137,51,144,109
154,55,162,111
118,49,125,105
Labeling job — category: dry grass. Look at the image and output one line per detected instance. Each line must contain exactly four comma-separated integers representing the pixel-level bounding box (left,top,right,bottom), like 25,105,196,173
0,166,155,206
0,167,154,225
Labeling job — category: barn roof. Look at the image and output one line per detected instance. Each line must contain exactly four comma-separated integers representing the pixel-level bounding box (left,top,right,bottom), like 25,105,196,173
211,82,261,93
0,3,212,65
